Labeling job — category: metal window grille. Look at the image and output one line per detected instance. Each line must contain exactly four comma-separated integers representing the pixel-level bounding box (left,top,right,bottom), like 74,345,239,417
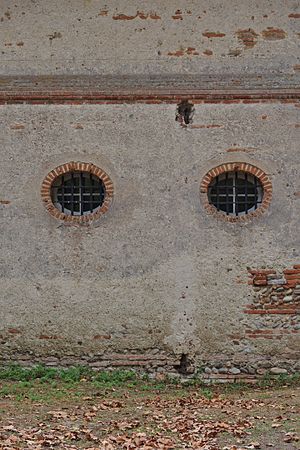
208,171,263,216
51,171,106,216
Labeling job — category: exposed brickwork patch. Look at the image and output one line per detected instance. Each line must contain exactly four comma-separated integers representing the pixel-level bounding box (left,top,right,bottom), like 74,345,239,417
98,10,108,16
172,9,183,20
7,328,21,334
191,124,222,129
41,162,114,225
245,327,299,339
168,47,199,57
200,163,272,222
202,32,225,38
235,29,259,48
93,334,111,340
10,123,25,130
261,27,287,40
246,266,300,314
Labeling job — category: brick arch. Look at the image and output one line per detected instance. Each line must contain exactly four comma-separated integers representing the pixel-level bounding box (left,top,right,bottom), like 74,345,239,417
200,162,272,222
41,161,114,224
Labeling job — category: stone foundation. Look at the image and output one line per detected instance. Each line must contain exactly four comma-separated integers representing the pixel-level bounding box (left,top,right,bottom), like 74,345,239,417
1,350,298,383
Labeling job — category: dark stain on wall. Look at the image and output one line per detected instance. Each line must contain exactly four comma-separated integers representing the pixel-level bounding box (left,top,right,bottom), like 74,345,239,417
112,11,161,20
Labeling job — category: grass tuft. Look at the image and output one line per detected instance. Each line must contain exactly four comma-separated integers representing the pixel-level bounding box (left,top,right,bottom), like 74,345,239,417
258,371,300,389
0,364,299,392
0,364,138,386
0,364,57,382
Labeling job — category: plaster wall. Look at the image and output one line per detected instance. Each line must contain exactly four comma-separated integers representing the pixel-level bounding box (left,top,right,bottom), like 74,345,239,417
0,0,299,77
0,102,299,373
0,0,299,376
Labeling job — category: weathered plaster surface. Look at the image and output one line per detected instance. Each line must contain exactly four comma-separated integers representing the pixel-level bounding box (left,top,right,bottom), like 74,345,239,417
0,0,299,376
0,103,299,371
0,0,299,76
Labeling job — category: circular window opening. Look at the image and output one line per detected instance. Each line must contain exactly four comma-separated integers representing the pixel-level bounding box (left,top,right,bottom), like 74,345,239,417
51,172,105,216
208,171,263,216
41,162,114,223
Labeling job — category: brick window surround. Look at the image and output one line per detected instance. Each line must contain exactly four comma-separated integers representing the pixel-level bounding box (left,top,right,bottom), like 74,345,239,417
41,162,114,224
200,162,272,222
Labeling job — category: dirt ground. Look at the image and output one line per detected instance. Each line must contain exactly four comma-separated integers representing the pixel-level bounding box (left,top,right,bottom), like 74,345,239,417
0,379,299,449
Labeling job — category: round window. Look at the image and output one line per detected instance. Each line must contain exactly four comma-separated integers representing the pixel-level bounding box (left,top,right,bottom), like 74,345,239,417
208,171,263,216
200,163,272,221
51,172,105,216
41,162,113,223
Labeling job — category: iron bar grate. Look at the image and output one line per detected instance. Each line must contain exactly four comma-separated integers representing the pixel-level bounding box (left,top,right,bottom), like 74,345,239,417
208,171,263,216
51,171,105,216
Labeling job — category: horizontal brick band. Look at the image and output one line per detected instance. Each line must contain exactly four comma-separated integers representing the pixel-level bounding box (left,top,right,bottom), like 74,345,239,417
244,309,298,314
41,162,114,224
0,75,299,104
1,90,300,104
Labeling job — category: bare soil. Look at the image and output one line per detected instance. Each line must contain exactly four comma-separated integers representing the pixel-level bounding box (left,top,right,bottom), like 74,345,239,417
0,381,299,449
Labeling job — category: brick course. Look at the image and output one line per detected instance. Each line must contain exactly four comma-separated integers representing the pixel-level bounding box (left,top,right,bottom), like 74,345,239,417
0,75,299,105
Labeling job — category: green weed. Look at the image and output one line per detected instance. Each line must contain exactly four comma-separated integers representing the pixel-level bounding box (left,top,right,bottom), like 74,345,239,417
0,364,57,382
0,365,136,385
199,387,213,399
0,365,299,397
93,369,137,387
258,372,300,389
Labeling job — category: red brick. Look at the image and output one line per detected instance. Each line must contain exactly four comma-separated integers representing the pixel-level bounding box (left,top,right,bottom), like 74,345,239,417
253,279,268,286
244,309,296,314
